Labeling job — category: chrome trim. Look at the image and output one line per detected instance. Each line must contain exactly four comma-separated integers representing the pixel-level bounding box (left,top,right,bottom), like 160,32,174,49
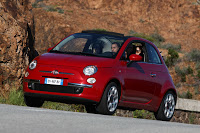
68,83,93,88
39,71,74,75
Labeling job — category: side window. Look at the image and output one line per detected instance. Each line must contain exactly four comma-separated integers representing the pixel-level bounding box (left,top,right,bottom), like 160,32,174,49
120,41,147,62
146,43,162,64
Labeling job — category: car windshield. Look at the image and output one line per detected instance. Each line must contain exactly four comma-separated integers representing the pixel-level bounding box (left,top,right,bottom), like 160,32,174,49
50,33,126,58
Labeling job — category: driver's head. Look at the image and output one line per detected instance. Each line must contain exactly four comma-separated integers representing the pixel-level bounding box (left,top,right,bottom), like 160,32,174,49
111,43,120,53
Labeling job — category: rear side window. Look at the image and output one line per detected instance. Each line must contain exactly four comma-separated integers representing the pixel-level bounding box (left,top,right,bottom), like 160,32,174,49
146,43,162,64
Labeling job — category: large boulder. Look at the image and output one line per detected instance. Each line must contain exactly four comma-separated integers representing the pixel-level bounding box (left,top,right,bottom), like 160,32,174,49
0,0,36,96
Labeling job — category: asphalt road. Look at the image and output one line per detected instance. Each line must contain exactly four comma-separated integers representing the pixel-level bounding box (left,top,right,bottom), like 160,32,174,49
0,104,199,133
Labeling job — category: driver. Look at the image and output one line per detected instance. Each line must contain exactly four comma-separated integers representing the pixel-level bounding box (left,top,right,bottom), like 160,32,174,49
111,42,120,53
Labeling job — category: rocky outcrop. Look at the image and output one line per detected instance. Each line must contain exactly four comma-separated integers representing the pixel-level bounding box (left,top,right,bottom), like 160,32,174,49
0,0,36,96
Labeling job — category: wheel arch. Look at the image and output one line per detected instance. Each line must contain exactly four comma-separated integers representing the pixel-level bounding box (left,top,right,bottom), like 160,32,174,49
99,78,122,104
106,78,122,97
155,88,177,112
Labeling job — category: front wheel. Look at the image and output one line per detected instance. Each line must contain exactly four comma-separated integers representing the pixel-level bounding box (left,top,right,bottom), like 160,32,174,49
24,95,44,107
154,91,176,121
96,82,119,115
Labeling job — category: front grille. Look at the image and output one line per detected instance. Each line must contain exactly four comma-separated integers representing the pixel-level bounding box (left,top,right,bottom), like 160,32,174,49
28,83,83,94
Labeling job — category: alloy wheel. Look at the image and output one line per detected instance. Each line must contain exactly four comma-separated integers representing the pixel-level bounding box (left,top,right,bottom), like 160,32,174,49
164,93,175,118
107,86,118,112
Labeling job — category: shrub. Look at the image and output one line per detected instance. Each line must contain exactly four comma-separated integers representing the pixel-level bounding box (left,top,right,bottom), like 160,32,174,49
139,19,145,23
0,87,25,106
150,32,165,42
93,29,107,31
197,70,200,78
194,86,200,95
175,66,186,82
175,66,193,82
178,90,193,99
32,2,38,8
186,49,200,63
58,9,64,14
46,5,57,12
189,113,196,124
165,48,179,67
186,66,193,75
133,110,155,120
161,43,181,52
196,62,200,70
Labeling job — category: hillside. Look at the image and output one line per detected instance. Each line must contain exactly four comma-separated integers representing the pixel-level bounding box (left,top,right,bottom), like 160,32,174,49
30,0,200,54
0,0,200,99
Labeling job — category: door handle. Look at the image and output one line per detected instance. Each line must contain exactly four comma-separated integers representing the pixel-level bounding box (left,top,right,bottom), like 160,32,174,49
150,74,156,77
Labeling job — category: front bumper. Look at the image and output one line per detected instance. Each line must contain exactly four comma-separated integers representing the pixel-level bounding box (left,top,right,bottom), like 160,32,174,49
23,78,101,102
24,79,92,94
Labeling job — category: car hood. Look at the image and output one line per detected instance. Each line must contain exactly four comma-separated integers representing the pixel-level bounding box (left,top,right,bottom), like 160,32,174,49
35,53,115,68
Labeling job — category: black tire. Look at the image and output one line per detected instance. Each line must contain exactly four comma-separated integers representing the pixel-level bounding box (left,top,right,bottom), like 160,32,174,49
24,95,44,107
85,104,97,114
154,91,176,121
96,82,119,115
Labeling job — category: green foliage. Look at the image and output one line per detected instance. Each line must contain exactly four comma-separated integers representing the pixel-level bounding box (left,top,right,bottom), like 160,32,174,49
32,2,38,8
150,32,165,42
133,110,155,120
46,5,57,12
186,49,200,63
128,31,165,46
189,113,196,124
197,70,200,78
194,86,200,95
160,43,182,52
196,62,200,70
175,66,193,82
92,28,107,31
0,87,25,106
165,48,179,67
0,87,85,112
32,0,44,8
58,9,64,14
178,90,193,99
186,66,193,75
175,66,186,82
139,19,145,23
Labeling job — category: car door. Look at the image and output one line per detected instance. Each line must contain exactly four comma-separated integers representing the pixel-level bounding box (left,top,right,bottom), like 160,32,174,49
122,41,161,104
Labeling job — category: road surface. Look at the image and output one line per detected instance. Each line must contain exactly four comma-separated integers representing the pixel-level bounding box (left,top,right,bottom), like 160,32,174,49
0,104,199,133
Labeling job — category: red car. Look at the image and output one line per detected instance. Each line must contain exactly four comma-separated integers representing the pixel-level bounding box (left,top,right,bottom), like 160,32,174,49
23,30,177,121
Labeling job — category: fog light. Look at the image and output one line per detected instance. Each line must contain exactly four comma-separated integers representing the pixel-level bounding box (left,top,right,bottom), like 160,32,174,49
25,72,29,77
28,83,34,90
75,88,82,93
87,78,96,84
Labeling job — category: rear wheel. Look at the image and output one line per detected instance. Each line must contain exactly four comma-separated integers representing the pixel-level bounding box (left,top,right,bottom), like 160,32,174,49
154,91,176,121
24,95,44,107
96,82,119,115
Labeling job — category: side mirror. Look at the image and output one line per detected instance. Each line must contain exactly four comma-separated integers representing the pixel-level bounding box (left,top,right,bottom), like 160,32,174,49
47,47,53,52
129,54,142,61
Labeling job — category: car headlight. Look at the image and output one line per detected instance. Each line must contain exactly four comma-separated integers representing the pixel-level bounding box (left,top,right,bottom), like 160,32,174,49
29,60,37,70
83,66,97,76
